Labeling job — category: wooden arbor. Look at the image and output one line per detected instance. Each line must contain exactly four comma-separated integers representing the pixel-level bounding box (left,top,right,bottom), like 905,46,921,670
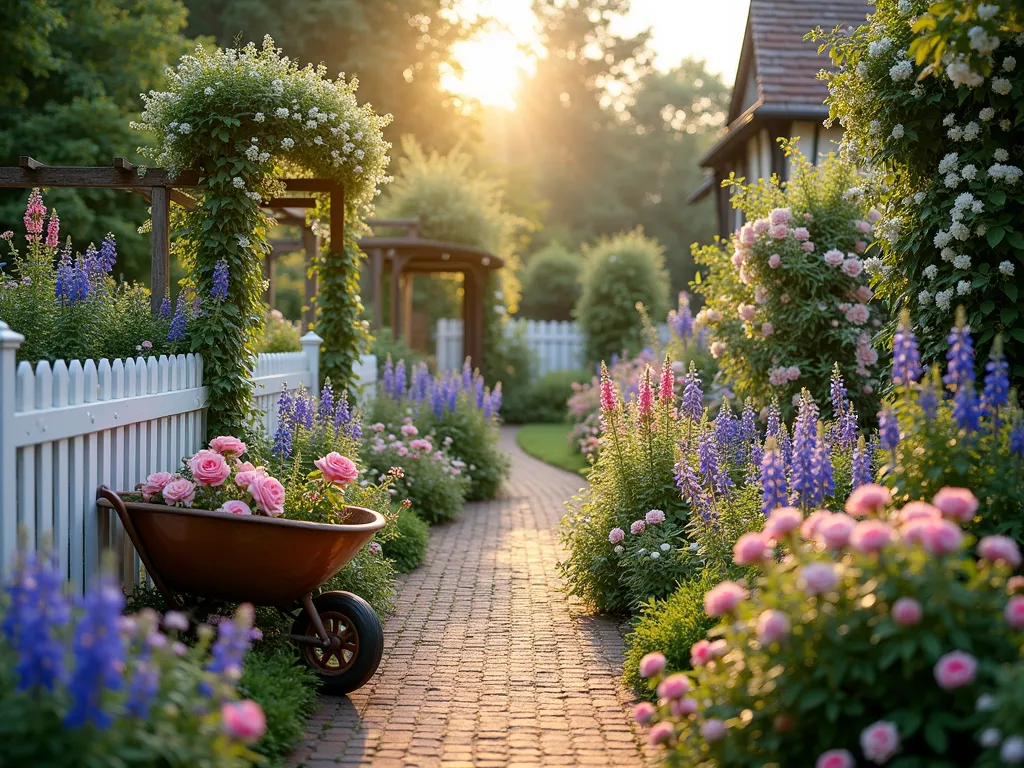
0,157,345,316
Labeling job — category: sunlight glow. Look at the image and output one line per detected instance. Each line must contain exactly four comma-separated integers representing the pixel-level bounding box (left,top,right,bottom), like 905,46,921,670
443,29,533,109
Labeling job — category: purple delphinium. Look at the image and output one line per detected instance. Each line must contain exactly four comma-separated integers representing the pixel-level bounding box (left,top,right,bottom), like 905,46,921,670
944,320,975,389
98,234,117,273
159,294,171,318
698,431,732,494
204,609,254,696
273,388,295,458
675,459,712,522
790,395,820,507
65,577,125,729
475,376,485,409
125,632,161,720
411,363,431,403
210,259,229,301
766,398,781,439
55,249,90,306
982,346,1009,415
1010,419,1024,457
462,358,473,391
953,384,982,433
382,357,395,399
318,379,335,423
809,429,835,504
830,365,847,416
878,407,900,451
681,362,703,422
482,390,493,419
490,382,502,415
892,317,922,386
851,440,873,488
334,391,361,439
760,439,787,515
430,380,445,418
2,552,70,692
917,379,939,419
167,294,187,342
394,359,408,400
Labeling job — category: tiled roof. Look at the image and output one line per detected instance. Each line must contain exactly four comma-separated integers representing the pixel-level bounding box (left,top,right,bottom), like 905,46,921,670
737,0,870,117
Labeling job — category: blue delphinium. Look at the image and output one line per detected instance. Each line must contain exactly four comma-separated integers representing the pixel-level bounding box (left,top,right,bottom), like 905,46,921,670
65,577,125,729
714,400,737,457
158,294,171,318
98,234,117,273
917,378,939,419
851,438,873,488
475,376,485,409
878,407,900,452
2,552,71,692
430,380,445,418
167,294,187,342
829,365,847,415
125,631,161,720
982,344,1009,416
1010,419,1024,457
698,431,732,495
55,248,90,306
809,426,835,504
490,382,502,415
676,459,712,522
273,389,295,458
790,395,820,508
766,398,781,439
680,362,703,422
210,258,230,301
953,384,982,433
318,379,335,424
462,358,473,390
892,315,922,386
944,318,975,389
394,359,408,400
382,357,395,399
760,438,787,514
334,391,361,439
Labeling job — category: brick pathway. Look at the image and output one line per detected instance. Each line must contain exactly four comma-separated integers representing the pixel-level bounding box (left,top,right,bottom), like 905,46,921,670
288,428,648,767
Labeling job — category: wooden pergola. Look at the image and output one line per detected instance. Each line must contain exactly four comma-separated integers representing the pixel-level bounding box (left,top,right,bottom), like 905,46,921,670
0,157,345,314
267,211,502,367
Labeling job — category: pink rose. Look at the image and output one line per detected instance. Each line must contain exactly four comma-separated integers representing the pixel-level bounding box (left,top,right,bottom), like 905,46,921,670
220,500,252,516
633,702,656,725
646,509,666,524
932,487,978,522
670,697,698,717
761,322,774,337
221,700,266,743
792,226,810,241
608,527,625,544
700,719,726,741
855,239,867,253
764,506,802,539
978,535,1023,568
801,509,832,539
656,673,690,700
648,721,675,746
162,478,196,507
314,452,359,486
860,721,900,764
704,581,747,616
845,304,870,325
934,650,977,689
738,223,756,246
817,513,856,549
752,218,771,234
248,474,286,517
769,207,792,226
768,253,782,269
868,208,882,222
855,219,871,234
1009,576,1024,593
234,466,267,491
756,609,790,645
846,484,891,517
1006,596,1024,629
786,366,801,381
898,501,941,523
800,563,839,595
903,517,964,555
400,423,419,437
690,640,712,667
738,304,756,322
771,224,788,239
850,520,892,552
802,241,816,253
141,471,174,501
638,652,666,678
816,750,855,768
824,249,845,266
731,250,746,269
856,285,873,302
410,438,432,452
188,449,231,487
733,532,771,565
842,258,863,277
708,639,728,658
630,520,646,535
710,341,727,359
209,435,247,457
371,422,385,432
892,596,922,626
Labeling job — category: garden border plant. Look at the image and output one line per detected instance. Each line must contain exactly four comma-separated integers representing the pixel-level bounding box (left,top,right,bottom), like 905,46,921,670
135,36,390,436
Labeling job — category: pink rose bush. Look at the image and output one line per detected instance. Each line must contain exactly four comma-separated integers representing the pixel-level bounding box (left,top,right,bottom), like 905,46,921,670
692,146,883,420
634,485,1024,766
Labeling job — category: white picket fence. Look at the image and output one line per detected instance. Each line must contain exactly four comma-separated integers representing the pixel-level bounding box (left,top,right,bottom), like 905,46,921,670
0,321,377,588
436,318,669,378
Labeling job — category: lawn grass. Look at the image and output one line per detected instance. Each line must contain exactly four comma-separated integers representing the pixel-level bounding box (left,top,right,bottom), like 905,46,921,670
515,423,590,476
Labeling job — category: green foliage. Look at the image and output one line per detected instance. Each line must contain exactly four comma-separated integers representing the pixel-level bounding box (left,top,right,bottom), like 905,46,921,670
502,369,591,424
135,37,389,437
482,320,534,420
317,233,373,396
370,327,423,375
692,146,883,422
514,422,590,475
623,573,717,696
819,1,1024,382
381,503,429,572
254,309,301,353
239,649,319,763
517,243,582,321
576,229,670,364
321,545,396,617
431,402,508,501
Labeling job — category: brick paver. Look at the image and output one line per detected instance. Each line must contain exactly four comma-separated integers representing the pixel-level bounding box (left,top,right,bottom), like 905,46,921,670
288,427,648,767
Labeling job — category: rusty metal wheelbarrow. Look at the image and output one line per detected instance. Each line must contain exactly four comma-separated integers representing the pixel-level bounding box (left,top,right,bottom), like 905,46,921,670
97,486,387,695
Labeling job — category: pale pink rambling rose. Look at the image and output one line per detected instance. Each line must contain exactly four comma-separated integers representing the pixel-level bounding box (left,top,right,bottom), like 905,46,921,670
801,509,832,539
690,639,712,667
816,750,855,768
842,258,863,277
892,596,923,626
804,212,813,222
771,224,788,239
934,650,977,689
761,322,774,337
248,474,286,517
754,285,769,304
608,527,625,544
222,700,267,743
141,471,174,501
209,435,247,457
817,513,856,549
371,422,385,433
1006,596,1024,629
845,304,870,325
657,673,690,700
397,446,409,457
708,639,728,658
706,308,723,322
648,721,675,746
633,702,656,725
753,217,771,234
731,250,746,269
932,487,979,522
786,366,801,381
710,341,727,359
764,506,802,539
630,520,646,535
162,478,196,507
704,581,747,616
769,253,782,269
738,223,756,246
978,535,1023,568
756,609,790,645
638,651,666,678
850,520,893,553
903,517,964,555
824,249,845,266
780,293,791,304
220,500,252,516
700,719,726,742
769,207,793,226
769,367,789,387
856,219,872,234
671,697,698,717
860,721,900,764
845,483,891,517
410,438,432,452
189,449,231,487
792,226,810,241
738,304,756,322
314,452,359,486
400,423,419,437
733,532,771,565
857,285,874,303
855,239,867,253
646,509,666,524
800,563,840,595
898,501,941,523
801,241,816,253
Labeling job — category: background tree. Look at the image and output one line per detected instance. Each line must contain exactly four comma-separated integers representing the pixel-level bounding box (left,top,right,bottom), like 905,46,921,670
517,243,581,322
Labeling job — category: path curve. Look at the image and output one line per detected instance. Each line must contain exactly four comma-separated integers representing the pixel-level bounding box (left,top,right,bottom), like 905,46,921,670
288,427,648,767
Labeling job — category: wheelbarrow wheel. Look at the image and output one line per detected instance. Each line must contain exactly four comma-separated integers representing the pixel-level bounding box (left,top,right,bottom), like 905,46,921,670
291,591,383,695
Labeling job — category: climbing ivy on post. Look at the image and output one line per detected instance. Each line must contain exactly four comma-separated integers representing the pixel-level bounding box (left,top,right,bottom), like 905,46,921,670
134,36,391,437
316,226,372,395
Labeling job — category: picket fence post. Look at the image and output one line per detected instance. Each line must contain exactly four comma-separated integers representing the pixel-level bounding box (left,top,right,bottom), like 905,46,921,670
0,321,25,575
300,331,323,391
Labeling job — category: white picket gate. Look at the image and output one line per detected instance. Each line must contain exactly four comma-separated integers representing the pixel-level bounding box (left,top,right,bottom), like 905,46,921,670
0,321,376,588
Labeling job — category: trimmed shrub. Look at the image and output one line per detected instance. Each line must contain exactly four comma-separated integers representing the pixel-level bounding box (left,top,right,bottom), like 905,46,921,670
517,243,582,321
502,369,591,424
381,504,430,572
239,650,319,762
576,229,669,364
